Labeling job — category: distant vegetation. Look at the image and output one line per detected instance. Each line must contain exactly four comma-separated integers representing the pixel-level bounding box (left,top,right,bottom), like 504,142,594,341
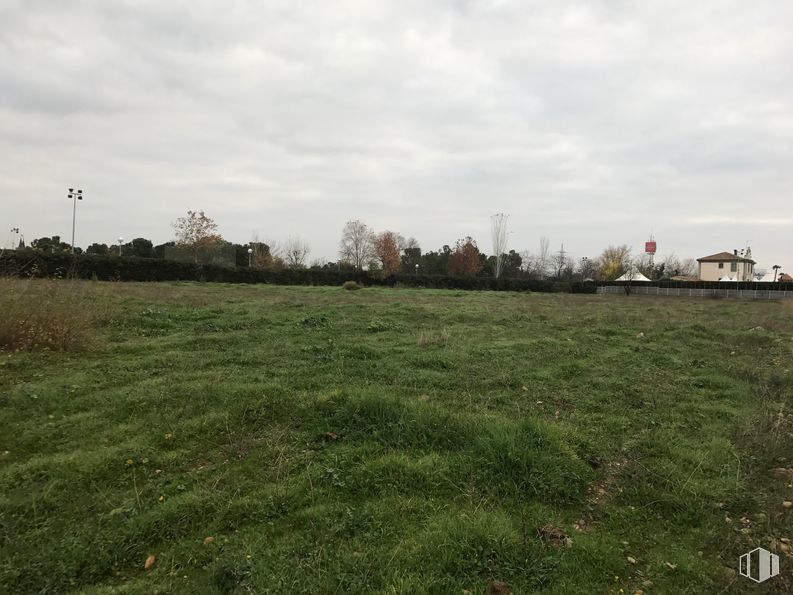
16,210,701,281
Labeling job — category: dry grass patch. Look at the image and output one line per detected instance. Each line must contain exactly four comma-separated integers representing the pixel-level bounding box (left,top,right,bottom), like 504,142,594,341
0,278,101,351
416,328,451,347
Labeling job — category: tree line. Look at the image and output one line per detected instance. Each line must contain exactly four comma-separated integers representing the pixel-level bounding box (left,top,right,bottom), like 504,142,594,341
18,211,698,281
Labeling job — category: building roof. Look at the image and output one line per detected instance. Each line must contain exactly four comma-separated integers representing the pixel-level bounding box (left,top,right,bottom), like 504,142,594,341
780,273,793,282
697,251,756,264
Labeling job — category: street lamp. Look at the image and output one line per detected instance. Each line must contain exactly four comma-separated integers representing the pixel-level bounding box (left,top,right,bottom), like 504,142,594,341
415,263,419,277
9,227,19,250
247,247,254,267
117,237,124,257
67,188,83,253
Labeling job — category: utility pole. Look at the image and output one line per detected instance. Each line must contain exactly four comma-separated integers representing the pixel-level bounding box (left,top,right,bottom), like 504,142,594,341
68,188,83,253
556,243,567,278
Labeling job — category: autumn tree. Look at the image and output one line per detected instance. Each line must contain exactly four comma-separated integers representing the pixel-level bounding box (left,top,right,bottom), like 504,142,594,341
448,237,483,277
597,245,632,280
339,220,375,270
172,210,223,263
373,231,404,276
284,237,311,269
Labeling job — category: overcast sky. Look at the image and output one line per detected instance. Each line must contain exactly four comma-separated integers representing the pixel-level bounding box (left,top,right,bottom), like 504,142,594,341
2,0,791,271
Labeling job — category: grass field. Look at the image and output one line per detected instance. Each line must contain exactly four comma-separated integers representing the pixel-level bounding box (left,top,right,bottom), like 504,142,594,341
1,280,791,594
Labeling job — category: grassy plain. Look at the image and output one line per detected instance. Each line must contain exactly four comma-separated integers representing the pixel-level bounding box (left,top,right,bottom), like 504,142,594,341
0,280,791,594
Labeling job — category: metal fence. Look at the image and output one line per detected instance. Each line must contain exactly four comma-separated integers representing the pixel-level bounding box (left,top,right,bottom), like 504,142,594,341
597,285,793,300
163,244,235,267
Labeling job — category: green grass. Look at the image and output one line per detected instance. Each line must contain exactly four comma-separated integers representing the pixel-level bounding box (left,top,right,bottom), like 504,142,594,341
1,281,791,594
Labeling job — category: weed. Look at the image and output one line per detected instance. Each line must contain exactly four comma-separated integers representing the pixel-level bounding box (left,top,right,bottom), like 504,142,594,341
417,328,451,347
0,278,98,351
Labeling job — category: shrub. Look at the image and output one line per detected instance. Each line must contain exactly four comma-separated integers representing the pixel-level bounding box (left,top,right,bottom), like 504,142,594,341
342,281,362,291
0,278,96,351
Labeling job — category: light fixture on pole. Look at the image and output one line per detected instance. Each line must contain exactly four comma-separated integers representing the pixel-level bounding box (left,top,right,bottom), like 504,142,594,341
247,247,253,267
67,188,83,253
117,237,124,257
10,227,19,250
415,263,419,277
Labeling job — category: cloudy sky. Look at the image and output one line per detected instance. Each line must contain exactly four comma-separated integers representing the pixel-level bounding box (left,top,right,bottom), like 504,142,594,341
2,0,791,271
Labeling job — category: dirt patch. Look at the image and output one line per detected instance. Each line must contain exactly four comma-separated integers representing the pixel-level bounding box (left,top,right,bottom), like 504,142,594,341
575,457,629,533
538,524,572,548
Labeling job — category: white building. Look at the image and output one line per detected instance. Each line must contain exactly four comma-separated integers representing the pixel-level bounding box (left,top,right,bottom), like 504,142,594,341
696,250,755,282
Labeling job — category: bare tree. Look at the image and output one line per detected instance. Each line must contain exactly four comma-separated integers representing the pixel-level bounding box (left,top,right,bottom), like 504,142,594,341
679,258,697,277
339,220,375,269
490,213,509,278
284,237,310,269
577,257,597,280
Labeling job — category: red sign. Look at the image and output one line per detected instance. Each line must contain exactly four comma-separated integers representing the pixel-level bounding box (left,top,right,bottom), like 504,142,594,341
645,241,657,254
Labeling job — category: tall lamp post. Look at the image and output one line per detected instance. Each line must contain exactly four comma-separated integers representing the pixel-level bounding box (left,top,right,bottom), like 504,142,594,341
67,188,83,253
247,247,254,267
117,237,124,257
415,263,419,277
10,227,19,250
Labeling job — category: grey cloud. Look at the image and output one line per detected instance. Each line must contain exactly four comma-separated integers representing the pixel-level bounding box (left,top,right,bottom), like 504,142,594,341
1,0,791,270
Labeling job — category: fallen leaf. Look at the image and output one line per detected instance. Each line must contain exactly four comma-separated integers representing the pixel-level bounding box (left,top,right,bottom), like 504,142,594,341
627,556,637,565
203,536,215,545
521,386,528,392
665,562,677,571
783,501,792,509
418,394,430,401
323,432,340,442
144,555,156,571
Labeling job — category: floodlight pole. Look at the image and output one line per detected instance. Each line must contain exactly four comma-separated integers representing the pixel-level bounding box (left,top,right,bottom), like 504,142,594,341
68,188,83,253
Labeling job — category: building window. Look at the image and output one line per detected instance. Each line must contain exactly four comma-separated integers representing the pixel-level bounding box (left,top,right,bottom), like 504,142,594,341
731,262,737,272
718,263,724,269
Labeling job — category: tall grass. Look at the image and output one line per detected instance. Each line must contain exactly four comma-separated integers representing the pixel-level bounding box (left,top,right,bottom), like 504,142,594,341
0,278,97,351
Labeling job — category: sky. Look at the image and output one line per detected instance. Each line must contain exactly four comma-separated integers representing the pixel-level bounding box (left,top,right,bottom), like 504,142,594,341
1,0,791,272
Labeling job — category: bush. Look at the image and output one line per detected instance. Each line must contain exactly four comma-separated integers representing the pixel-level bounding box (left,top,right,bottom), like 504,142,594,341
342,281,362,291
0,278,96,351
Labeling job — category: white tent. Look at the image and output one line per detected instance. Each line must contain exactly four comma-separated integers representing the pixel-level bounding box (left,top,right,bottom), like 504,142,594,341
718,275,738,282
615,271,651,282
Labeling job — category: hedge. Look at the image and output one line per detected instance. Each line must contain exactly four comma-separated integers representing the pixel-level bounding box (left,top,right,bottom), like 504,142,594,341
0,250,595,293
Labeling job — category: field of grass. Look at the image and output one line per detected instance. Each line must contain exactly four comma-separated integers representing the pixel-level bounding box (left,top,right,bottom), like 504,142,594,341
1,280,791,594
